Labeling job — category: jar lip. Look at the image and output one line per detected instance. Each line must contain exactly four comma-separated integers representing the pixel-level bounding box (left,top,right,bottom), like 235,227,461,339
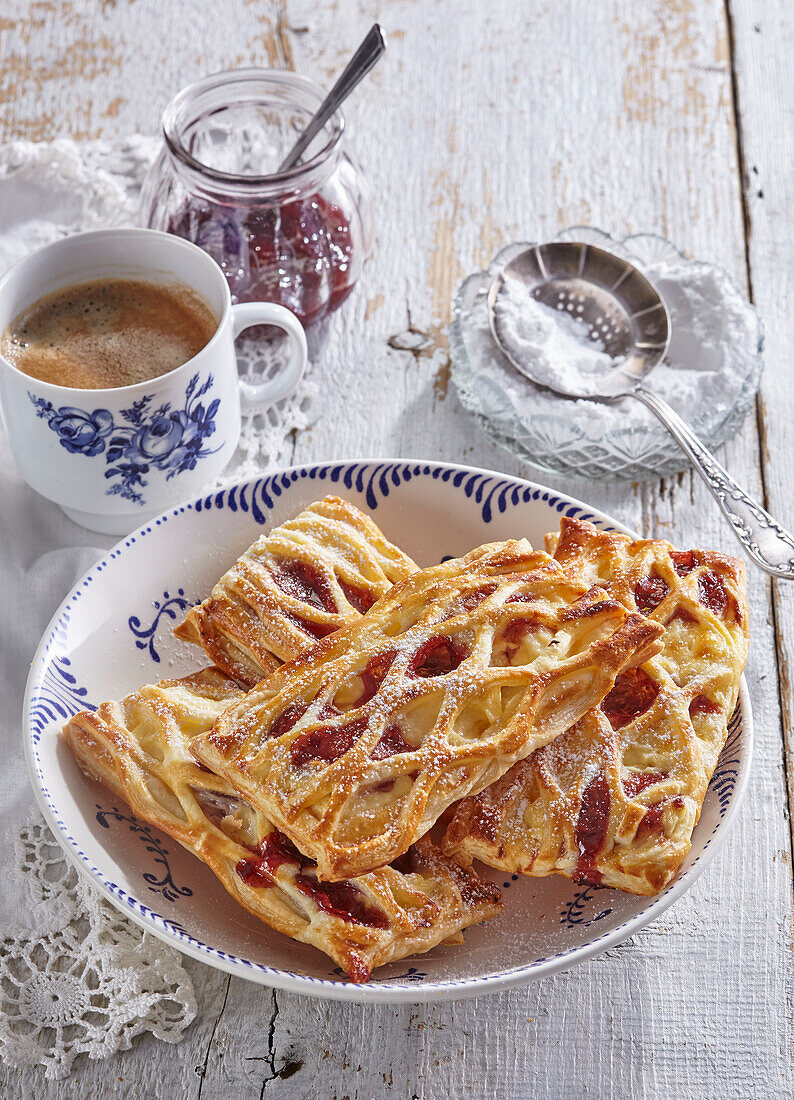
162,67,345,189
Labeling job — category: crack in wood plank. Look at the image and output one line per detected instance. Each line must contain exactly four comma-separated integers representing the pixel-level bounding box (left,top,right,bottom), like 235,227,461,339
196,974,231,1099
258,989,280,1095
276,2,296,70
386,300,452,401
724,0,754,299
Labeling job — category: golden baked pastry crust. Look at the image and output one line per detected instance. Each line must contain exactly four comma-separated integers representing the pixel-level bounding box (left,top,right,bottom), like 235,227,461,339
193,540,663,882
63,669,502,984
174,495,417,687
443,517,749,896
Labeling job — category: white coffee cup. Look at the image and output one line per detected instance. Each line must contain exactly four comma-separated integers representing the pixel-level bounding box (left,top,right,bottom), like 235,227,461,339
0,228,307,534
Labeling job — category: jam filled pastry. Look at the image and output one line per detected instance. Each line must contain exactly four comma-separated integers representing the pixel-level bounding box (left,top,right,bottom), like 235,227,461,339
175,495,417,687
443,517,749,896
63,670,502,984
192,540,664,882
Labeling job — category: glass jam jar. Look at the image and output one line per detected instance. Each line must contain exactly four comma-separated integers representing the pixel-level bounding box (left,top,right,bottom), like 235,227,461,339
140,69,373,327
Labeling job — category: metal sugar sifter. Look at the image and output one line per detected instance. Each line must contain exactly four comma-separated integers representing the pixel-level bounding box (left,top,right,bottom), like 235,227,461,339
487,241,794,579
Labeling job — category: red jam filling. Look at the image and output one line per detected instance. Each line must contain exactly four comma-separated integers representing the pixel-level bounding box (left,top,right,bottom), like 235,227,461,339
669,606,698,625
689,694,720,716
235,830,302,888
637,795,685,838
455,583,499,613
371,723,413,760
637,802,665,836
167,192,356,327
366,770,418,795
290,715,367,767
670,550,696,576
294,875,389,929
269,702,310,740
562,595,620,622
634,573,670,614
410,635,466,677
369,777,396,794
698,570,728,617
350,650,396,708
623,771,666,798
287,612,338,640
602,668,660,730
272,561,337,613
236,830,387,931
573,772,611,884
339,579,376,614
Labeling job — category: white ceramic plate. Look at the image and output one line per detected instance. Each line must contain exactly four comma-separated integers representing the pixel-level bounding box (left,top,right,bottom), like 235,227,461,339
24,460,751,1003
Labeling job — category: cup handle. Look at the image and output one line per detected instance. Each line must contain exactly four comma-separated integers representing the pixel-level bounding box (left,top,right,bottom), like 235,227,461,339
231,301,308,409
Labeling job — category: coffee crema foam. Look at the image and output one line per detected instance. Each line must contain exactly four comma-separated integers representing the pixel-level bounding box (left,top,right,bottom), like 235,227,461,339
1,277,218,389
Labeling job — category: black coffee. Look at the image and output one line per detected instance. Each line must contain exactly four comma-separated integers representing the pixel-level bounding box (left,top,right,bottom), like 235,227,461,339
1,277,217,389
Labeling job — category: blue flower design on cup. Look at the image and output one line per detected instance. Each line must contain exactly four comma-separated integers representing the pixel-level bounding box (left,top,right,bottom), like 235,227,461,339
47,407,114,456
29,373,220,505
133,415,185,461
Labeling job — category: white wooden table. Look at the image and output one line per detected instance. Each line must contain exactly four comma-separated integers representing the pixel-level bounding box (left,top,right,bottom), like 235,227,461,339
1,2,792,1097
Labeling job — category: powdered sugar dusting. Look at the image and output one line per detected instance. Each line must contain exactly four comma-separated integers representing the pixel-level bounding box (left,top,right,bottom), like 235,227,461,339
494,279,618,395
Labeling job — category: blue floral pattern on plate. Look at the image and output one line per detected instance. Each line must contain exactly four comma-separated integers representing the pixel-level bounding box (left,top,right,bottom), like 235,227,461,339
29,372,220,504
559,883,614,928
95,805,193,902
129,587,194,662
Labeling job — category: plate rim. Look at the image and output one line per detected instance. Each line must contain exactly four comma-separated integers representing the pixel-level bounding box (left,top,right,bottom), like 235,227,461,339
22,458,754,1003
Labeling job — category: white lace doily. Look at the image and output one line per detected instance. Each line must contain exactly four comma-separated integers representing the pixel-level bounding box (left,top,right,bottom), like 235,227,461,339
0,137,320,1079
0,823,196,1080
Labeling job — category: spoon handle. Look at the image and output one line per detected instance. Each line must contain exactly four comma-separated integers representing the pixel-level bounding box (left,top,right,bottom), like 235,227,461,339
631,386,794,579
277,24,386,173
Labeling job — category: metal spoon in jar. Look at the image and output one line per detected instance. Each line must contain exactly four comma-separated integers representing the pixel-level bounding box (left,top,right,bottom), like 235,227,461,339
277,23,387,173
487,241,794,579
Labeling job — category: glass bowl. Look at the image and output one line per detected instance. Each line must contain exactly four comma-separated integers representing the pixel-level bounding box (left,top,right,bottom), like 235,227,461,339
450,228,763,481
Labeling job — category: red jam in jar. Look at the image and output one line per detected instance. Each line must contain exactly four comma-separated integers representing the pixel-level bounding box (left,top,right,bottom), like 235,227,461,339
141,69,373,327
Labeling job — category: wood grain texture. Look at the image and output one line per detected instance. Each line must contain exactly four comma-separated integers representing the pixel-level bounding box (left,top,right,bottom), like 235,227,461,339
0,1,792,1097
728,0,794,866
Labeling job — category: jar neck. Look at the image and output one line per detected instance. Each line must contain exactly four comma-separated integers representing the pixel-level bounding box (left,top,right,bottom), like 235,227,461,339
163,142,343,205
162,68,345,205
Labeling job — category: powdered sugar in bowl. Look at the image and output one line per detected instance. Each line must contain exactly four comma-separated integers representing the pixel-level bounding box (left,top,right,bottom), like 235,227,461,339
451,229,763,481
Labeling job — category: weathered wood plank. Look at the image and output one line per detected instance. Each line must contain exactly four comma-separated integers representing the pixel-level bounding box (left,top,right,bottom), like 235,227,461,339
0,0,791,1098
728,0,794,867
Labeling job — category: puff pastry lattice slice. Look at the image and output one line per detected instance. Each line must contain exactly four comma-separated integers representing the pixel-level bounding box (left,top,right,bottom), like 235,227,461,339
443,517,749,896
193,540,663,881
175,495,417,686
63,670,501,983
